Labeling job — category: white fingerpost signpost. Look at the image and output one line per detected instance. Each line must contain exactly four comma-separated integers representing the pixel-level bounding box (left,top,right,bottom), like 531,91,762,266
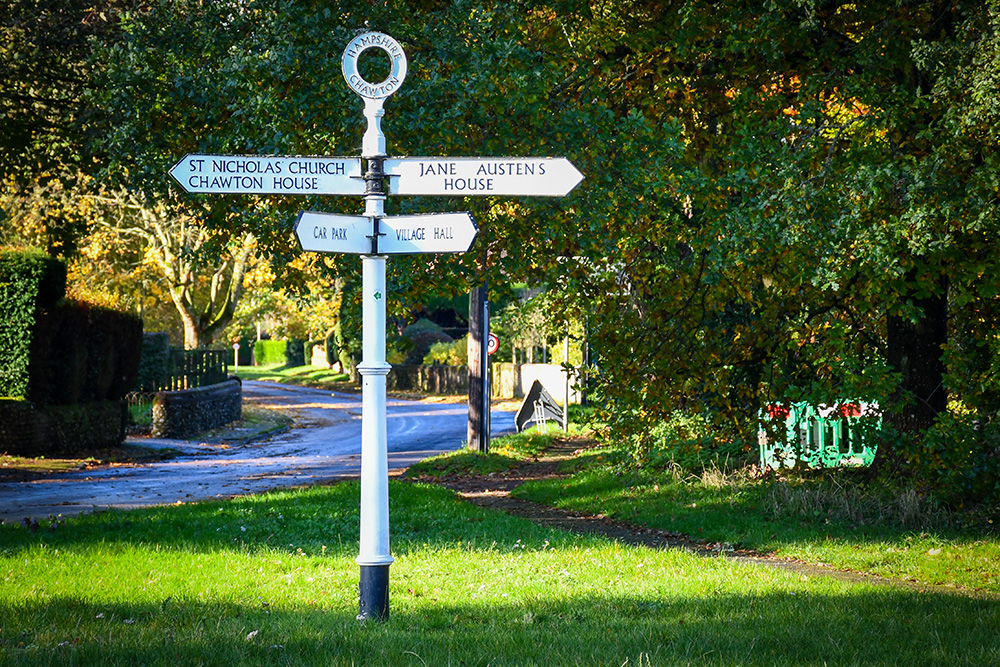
168,30,583,622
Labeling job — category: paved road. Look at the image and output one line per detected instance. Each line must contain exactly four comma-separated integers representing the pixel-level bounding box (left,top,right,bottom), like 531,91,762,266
0,381,516,521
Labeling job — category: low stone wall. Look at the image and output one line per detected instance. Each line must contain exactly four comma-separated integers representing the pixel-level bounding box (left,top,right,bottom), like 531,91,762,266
152,378,242,438
388,364,468,395
0,399,125,456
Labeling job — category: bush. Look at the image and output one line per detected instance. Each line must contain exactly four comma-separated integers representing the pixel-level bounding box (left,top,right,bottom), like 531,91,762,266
423,335,468,366
253,339,286,366
401,319,452,364
134,332,171,392
406,329,453,365
0,249,66,398
902,411,1000,510
624,410,746,472
285,338,306,367
402,318,445,338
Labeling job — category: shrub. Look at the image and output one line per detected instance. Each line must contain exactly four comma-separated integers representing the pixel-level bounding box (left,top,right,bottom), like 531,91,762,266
624,410,747,472
423,335,468,366
253,339,286,366
406,329,453,365
285,338,305,367
901,411,1000,510
402,318,445,338
0,249,66,398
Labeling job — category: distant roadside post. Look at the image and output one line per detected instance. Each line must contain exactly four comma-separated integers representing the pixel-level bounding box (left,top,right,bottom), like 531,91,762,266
169,30,582,622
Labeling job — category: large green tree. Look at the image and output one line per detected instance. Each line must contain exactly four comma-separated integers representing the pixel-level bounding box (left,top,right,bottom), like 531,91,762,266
568,1,1000,488
0,0,122,178
88,0,642,342
87,0,1000,498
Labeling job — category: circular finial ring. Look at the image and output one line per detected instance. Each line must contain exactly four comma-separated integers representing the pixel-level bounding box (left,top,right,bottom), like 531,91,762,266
342,32,407,100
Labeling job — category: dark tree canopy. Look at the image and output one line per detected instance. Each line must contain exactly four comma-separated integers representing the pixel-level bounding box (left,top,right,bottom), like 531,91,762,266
5,0,998,500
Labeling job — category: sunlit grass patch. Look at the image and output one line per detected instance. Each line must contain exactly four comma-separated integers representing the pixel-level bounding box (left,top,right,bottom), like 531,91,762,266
2,480,999,665
514,456,1000,595
406,431,557,479
235,363,350,388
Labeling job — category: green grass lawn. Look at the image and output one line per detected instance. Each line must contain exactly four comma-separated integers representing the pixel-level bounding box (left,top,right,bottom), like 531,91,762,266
512,449,1000,596
3,479,999,665
235,363,351,389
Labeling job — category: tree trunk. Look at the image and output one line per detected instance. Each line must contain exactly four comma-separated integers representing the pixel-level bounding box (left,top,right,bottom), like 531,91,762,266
198,233,255,346
878,275,949,470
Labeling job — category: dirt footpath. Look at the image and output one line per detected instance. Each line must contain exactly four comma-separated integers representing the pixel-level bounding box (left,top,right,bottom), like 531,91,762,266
405,439,986,597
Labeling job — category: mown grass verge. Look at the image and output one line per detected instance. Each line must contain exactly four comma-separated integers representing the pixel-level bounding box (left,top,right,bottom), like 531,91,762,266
2,480,999,666
512,446,1000,596
235,363,351,389
406,430,558,480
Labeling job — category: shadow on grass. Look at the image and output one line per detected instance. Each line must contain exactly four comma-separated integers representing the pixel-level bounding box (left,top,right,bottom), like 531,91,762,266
4,478,1000,664
2,589,998,665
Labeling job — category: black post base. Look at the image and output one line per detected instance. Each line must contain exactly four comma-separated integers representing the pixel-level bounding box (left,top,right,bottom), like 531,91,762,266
358,564,390,621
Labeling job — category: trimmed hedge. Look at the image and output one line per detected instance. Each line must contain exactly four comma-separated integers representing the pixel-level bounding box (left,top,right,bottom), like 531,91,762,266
0,249,66,399
28,299,143,405
1,250,142,407
134,332,171,392
253,339,286,366
285,338,305,367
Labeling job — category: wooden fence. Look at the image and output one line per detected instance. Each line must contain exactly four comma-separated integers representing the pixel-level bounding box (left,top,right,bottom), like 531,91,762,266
162,349,228,390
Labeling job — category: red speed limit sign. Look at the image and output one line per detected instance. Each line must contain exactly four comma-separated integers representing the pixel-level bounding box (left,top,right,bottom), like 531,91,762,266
487,332,499,355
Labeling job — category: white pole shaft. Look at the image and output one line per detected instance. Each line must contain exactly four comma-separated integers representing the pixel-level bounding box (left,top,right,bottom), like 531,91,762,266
357,252,392,567
357,96,393,572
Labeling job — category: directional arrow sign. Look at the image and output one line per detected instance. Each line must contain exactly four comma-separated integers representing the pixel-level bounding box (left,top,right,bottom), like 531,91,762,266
295,212,372,254
295,211,477,255
384,157,583,197
170,154,365,195
378,212,477,254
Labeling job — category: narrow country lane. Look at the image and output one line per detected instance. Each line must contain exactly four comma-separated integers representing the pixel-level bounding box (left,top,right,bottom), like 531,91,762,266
0,381,516,521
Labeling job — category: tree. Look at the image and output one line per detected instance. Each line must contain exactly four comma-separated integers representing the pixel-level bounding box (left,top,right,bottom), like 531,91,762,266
92,189,256,349
82,0,1000,497
561,1,1000,486
1,171,257,349
0,0,121,179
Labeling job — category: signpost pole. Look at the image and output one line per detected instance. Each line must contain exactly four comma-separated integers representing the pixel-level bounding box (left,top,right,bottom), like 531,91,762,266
169,28,581,624
356,164,392,620
343,31,408,622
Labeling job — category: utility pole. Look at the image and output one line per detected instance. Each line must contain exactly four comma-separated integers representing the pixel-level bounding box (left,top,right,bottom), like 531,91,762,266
468,282,489,453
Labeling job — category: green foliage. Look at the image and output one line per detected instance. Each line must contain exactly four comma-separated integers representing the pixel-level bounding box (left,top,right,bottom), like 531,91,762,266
423,335,467,366
284,338,305,367
402,320,453,365
0,0,119,178
402,318,444,338
28,298,143,405
901,411,1000,510
0,248,66,398
621,410,744,473
252,339,286,366
70,0,1000,503
569,0,1000,502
